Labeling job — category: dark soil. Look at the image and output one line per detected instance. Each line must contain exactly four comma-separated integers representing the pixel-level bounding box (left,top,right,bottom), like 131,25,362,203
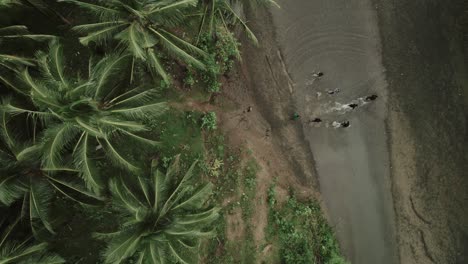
375,0,468,263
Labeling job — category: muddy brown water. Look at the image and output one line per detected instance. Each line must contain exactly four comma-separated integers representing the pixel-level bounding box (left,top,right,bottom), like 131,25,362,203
270,0,398,263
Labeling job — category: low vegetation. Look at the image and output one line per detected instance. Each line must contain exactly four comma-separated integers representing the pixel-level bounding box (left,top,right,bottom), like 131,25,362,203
0,0,347,263
267,185,348,264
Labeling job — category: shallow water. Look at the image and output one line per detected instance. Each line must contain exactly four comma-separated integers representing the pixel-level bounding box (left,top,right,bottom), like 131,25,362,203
270,0,398,263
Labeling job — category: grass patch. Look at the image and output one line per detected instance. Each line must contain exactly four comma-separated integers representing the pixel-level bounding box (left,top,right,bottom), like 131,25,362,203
267,185,349,264
201,133,259,263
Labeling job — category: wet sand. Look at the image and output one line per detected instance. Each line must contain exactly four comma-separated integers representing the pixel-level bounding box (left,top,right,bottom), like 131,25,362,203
270,1,398,263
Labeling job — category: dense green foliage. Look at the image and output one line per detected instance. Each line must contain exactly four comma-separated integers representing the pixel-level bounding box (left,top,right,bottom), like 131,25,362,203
0,0,346,263
0,215,65,263
1,42,167,193
98,158,218,263
267,186,349,264
60,0,208,84
0,25,54,82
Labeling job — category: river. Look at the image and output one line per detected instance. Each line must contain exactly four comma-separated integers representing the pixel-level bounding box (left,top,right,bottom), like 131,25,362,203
270,0,398,263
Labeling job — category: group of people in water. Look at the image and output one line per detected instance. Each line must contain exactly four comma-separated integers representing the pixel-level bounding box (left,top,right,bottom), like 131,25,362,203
292,71,379,128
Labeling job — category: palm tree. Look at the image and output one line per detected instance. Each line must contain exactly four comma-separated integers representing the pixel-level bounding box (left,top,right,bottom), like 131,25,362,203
0,0,67,23
0,214,65,263
196,0,278,44
59,0,208,84
0,0,19,6
1,41,168,193
0,26,54,90
96,157,219,263
0,112,103,235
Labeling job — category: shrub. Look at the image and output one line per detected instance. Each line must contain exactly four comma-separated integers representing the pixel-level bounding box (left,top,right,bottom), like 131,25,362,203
201,112,217,130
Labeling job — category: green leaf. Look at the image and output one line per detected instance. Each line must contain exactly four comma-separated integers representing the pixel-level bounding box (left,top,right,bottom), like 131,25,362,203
149,27,206,70
92,54,130,99
42,123,80,169
0,175,26,206
115,23,146,60
100,137,139,172
58,0,119,16
29,179,54,234
146,49,170,83
73,133,102,193
77,24,125,46
102,231,141,263
109,102,168,119
48,41,67,87
46,175,104,204
171,183,213,211
0,242,48,264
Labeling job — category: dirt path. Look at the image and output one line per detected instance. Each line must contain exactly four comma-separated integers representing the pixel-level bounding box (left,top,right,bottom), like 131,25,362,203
217,65,318,247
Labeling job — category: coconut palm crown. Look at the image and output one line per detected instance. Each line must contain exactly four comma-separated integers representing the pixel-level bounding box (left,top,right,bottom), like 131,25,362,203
0,25,54,90
1,41,168,193
196,0,278,44
0,112,103,235
0,216,65,264
60,0,208,84
96,157,219,263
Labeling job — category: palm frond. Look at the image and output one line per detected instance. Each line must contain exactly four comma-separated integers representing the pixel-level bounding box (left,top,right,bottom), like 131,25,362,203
118,130,160,147
0,109,15,149
41,123,80,169
0,34,56,41
151,165,167,213
100,137,139,172
58,0,119,18
73,20,127,33
74,118,104,138
0,242,48,263
146,49,170,84
99,158,218,263
0,0,21,7
0,174,26,206
160,160,198,214
98,117,146,132
0,25,29,35
1,103,52,123
109,177,144,214
29,179,54,234
73,133,102,193
171,183,213,211
224,3,258,45
46,175,104,204
149,27,205,69
91,53,130,99
110,89,161,108
15,144,42,162
31,253,66,264
0,74,29,96
115,23,146,60
77,24,126,46
101,231,141,264
0,25,55,41
147,0,197,14
167,241,190,264
46,41,67,87
109,102,168,119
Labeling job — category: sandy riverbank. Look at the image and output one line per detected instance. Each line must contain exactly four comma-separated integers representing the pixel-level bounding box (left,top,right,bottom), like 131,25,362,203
375,0,468,263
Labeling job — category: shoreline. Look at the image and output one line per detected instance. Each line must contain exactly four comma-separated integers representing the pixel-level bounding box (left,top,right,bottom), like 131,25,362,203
238,0,468,263
267,0,398,263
